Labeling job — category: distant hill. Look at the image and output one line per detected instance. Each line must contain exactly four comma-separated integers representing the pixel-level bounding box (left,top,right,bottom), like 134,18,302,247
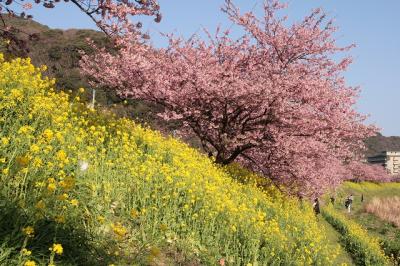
365,133,400,157
0,16,173,132
0,16,110,92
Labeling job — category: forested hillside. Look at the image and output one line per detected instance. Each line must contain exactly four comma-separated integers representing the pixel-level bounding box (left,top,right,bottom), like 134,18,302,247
0,16,166,130
364,133,400,157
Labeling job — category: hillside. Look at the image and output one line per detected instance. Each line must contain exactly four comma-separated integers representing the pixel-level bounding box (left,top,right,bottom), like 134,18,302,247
0,54,352,265
1,17,398,264
0,16,167,131
0,16,109,91
365,133,400,157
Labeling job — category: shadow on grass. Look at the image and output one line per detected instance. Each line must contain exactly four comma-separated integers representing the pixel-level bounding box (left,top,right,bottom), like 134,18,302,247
0,196,114,266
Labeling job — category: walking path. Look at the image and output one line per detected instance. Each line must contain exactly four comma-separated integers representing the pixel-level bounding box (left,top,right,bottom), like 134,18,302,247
318,217,355,265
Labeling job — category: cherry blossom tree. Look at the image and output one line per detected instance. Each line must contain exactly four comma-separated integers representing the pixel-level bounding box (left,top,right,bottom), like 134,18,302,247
345,161,391,183
81,0,377,196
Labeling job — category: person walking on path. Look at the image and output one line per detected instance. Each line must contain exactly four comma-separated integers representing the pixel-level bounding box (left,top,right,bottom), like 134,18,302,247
345,194,354,213
330,196,335,205
313,198,320,217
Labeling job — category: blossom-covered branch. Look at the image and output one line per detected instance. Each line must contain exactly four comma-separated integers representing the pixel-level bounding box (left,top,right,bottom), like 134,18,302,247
81,0,377,196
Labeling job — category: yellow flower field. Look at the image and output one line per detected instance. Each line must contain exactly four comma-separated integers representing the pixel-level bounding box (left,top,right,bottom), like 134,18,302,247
322,205,390,265
0,54,339,265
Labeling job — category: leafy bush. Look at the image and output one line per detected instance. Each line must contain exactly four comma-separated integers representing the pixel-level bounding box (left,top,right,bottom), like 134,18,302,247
322,206,390,265
0,54,339,265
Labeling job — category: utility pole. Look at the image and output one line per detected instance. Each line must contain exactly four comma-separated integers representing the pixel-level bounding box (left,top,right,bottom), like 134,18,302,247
88,88,96,109
92,88,96,108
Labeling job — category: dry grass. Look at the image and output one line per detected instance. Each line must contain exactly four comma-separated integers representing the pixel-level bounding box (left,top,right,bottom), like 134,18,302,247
365,196,400,227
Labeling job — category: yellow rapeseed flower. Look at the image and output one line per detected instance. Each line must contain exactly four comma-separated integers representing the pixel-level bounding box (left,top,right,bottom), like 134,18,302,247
57,193,69,200
10,89,24,101
24,260,36,266
54,215,65,224
97,216,105,223
50,243,63,255
47,183,56,192
111,223,127,238
35,200,46,209
43,129,54,141
69,199,79,207
59,177,75,190
55,150,68,162
18,125,34,135
130,209,138,219
1,137,9,146
22,248,32,256
16,156,29,167
2,168,9,175
22,226,34,237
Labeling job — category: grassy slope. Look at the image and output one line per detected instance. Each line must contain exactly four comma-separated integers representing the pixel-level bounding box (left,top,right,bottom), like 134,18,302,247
0,18,395,263
0,56,344,265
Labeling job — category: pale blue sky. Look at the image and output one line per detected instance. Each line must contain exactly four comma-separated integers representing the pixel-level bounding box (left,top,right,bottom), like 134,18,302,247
16,1,400,136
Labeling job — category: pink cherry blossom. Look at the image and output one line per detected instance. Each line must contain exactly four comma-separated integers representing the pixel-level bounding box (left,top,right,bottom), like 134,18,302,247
22,3,32,10
81,0,377,197
345,161,391,183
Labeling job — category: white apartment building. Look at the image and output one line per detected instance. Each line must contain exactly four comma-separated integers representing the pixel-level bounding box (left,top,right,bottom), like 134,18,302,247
367,151,400,175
